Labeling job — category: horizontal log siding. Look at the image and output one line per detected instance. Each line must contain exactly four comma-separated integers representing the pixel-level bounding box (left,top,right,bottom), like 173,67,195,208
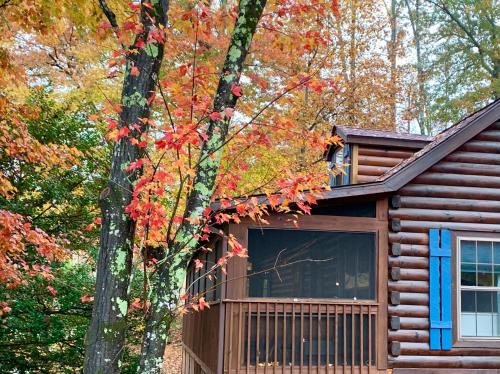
357,146,420,183
388,122,500,370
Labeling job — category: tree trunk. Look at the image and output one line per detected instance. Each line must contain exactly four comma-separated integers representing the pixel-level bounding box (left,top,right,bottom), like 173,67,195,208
404,0,429,134
347,0,358,126
388,0,398,131
137,0,267,372
83,1,169,373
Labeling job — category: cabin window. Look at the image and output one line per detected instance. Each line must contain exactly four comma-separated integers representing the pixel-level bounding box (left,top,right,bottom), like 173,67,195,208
329,145,350,186
247,228,376,300
458,237,500,339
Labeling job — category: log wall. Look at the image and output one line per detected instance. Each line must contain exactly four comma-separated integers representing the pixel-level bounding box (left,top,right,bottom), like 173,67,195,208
388,121,500,370
356,145,421,183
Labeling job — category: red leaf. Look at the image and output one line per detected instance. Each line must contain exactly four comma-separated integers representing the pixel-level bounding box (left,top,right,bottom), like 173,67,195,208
117,127,130,140
194,259,204,272
47,286,57,296
80,295,94,303
128,1,140,10
123,21,136,31
106,118,117,130
231,84,242,97
332,0,340,16
198,297,210,311
179,64,188,76
127,158,144,171
130,298,142,310
236,204,246,215
131,66,140,77
209,111,222,122
135,38,145,49
99,21,112,30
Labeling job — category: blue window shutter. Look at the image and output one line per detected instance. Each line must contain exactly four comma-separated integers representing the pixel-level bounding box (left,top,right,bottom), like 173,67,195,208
429,228,452,350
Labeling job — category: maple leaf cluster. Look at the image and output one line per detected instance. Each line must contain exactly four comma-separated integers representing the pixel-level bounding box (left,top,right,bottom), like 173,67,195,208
0,210,67,288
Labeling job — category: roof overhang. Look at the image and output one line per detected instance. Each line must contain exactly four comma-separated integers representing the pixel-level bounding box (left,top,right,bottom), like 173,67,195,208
214,99,500,211
326,126,431,160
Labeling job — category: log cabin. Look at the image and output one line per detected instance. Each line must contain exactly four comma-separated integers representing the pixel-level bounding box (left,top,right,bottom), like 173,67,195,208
182,99,500,374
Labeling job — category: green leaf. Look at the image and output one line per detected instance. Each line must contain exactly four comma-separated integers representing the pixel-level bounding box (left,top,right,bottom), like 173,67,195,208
145,44,159,58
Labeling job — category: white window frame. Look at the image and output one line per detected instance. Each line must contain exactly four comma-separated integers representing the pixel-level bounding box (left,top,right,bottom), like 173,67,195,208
457,235,500,341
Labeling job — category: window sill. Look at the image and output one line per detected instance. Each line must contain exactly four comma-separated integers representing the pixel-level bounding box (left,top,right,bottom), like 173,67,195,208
454,339,500,349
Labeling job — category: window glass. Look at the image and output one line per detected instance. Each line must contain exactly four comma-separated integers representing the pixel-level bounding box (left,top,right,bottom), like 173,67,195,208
459,238,500,339
247,229,376,300
329,146,350,186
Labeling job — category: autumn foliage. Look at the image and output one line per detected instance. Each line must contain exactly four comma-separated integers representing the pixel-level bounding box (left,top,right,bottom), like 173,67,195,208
0,0,497,371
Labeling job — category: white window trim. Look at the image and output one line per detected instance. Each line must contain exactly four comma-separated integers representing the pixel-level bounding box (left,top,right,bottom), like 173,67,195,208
456,235,500,341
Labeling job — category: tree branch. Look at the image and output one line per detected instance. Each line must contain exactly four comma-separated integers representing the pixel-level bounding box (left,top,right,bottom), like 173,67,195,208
98,0,118,28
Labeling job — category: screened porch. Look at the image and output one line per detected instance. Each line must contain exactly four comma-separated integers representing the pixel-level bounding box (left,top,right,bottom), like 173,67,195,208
183,200,388,374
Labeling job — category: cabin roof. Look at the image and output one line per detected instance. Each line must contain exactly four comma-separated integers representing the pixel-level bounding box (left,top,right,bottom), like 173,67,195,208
335,125,431,147
325,126,431,160
214,99,500,210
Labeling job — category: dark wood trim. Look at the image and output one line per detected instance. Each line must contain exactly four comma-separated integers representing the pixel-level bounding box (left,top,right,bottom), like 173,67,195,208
225,367,386,374
377,198,389,369
393,368,500,374
241,214,386,231
217,302,225,374
351,144,359,184
343,135,430,149
223,297,379,305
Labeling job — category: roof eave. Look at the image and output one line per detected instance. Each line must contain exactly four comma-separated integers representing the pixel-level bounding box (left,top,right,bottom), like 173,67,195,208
382,99,500,192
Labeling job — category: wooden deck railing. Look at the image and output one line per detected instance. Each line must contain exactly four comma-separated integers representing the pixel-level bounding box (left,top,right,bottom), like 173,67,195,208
224,300,378,373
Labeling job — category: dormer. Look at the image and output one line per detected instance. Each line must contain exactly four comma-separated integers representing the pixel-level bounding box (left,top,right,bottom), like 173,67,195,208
326,126,432,186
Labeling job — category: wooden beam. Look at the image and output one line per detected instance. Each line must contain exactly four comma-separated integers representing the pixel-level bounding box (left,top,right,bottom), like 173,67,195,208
350,144,359,184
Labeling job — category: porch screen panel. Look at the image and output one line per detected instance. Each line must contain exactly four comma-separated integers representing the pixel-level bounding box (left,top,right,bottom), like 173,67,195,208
247,229,375,300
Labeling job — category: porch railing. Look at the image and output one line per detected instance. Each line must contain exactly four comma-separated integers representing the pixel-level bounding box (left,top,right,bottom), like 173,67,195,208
224,300,378,373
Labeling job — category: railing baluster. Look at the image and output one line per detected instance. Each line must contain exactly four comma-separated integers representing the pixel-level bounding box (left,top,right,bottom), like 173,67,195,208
343,306,346,373
283,304,286,372
247,303,251,372
238,303,242,374
334,305,338,374
274,303,278,374
368,306,371,374
309,304,312,369
351,306,354,374
317,304,321,374
256,303,260,370
265,303,269,374
360,306,364,373
300,303,303,374
228,302,233,373
291,305,295,373
326,308,330,373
